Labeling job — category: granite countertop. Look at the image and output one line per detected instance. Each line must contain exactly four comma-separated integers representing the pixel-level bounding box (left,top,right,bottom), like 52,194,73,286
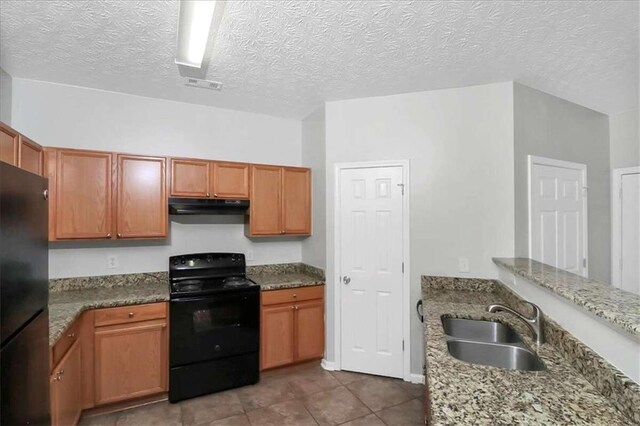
493,257,640,339
422,279,632,425
248,272,325,291
48,282,169,347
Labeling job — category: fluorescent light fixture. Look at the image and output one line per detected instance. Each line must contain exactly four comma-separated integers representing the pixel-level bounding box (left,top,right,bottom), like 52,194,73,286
175,0,222,68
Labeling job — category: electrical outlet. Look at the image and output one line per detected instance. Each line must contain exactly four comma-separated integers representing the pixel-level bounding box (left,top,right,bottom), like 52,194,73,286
107,255,118,269
458,257,470,273
246,250,254,261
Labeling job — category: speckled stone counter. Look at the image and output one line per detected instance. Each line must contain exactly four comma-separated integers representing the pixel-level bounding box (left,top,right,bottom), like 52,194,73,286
421,276,635,425
248,262,325,291
49,275,168,347
493,257,640,338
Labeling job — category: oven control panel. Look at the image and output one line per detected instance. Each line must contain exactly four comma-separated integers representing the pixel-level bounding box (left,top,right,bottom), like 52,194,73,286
170,253,245,271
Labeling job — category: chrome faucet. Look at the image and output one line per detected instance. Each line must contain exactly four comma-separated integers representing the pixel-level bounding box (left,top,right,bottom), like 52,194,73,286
486,302,545,345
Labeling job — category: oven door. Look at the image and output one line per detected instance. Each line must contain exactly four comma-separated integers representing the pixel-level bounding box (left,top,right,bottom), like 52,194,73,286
170,289,259,367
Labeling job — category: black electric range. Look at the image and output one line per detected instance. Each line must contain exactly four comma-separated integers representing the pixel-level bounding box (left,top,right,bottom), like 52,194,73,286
168,253,260,403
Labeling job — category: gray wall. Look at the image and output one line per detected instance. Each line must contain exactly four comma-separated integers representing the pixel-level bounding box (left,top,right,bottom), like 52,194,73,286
610,109,639,169
514,83,611,284
301,107,327,269
0,68,11,124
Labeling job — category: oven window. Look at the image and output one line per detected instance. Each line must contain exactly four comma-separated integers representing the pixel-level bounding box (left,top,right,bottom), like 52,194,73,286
192,305,243,333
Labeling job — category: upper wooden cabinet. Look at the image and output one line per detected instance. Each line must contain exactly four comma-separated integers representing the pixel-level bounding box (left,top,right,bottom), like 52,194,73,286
211,161,250,199
248,165,283,236
116,155,167,239
46,148,167,241
170,158,250,200
247,165,311,237
53,149,113,240
170,158,210,198
18,135,44,175
0,121,43,175
282,167,311,235
0,122,19,166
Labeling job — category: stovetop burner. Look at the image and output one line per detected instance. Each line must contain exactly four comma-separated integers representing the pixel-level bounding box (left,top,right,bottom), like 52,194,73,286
169,253,259,298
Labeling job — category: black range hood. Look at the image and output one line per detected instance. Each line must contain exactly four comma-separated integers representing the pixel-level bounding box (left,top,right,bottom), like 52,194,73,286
168,198,249,215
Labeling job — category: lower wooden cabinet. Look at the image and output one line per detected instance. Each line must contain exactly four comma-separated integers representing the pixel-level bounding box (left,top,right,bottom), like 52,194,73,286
49,303,168,426
93,304,168,405
260,286,324,370
50,340,82,426
94,319,168,405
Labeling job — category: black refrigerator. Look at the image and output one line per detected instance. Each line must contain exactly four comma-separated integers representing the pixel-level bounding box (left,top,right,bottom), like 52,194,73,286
0,162,50,425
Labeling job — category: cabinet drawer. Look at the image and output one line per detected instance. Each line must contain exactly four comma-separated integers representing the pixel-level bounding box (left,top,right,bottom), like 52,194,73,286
52,319,80,368
94,303,167,327
261,286,323,306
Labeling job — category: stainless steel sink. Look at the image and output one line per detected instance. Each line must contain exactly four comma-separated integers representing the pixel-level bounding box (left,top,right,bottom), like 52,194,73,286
442,317,522,343
446,340,545,371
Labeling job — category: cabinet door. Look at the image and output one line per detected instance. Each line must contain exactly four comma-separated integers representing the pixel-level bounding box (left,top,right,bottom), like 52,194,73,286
94,320,167,405
55,150,113,239
116,155,167,239
211,161,250,199
249,165,282,236
0,121,19,166
50,340,82,426
260,304,295,370
170,158,210,197
282,167,311,235
294,299,324,362
18,135,43,175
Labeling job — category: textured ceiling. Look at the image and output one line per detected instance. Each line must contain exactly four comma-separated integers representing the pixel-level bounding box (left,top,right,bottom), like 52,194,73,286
0,1,638,119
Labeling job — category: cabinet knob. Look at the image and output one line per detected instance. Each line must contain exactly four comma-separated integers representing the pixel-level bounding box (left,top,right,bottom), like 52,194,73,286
293,294,297,298
68,332,75,338
294,306,299,310
290,306,295,310
117,233,122,238
106,233,111,238
43,189,49,200
206,193,210,197
214,193,218,197
128,312,135,318
53,374,62,382
281,230,285,234
57,369,64,376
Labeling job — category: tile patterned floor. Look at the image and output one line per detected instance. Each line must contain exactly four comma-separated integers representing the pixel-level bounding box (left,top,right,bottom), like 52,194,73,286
79,362,425,426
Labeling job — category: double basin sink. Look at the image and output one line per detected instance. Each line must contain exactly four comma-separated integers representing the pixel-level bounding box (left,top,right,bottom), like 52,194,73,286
442,317,545,371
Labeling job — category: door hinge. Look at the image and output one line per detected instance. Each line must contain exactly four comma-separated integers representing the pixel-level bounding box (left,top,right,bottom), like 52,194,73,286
402,340,405,351
397,183,405,195
402,262,405,273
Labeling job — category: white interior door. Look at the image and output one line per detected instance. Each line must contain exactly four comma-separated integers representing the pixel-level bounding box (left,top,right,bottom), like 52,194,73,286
620,172,640,294
339,166,404,378
529,156,588,277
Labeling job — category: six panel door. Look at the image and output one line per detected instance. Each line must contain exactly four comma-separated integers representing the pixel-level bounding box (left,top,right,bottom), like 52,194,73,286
249,165,282,235
0,121,19,166
339,166,404,378
55,149,113,239
282,167,311,235
211,161,250,199
294,299,324,362
260,304,295,370
94,320,167,405
116,155,167,238
170,158,210,197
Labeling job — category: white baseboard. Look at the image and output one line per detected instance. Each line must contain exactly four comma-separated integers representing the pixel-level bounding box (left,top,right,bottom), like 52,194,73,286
410,374,425,384
321,359,337,371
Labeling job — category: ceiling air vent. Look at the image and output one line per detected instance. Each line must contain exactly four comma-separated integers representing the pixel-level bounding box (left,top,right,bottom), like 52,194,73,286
185,78,223,91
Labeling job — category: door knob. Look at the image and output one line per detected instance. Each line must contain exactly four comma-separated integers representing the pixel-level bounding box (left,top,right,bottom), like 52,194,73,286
342,276,351,285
